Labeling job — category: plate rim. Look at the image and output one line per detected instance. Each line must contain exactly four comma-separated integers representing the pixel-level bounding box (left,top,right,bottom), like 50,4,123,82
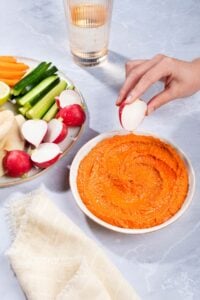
69,130,195,234
0,56,87,188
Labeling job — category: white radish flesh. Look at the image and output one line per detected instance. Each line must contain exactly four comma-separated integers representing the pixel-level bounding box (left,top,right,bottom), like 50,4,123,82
44,119,68,144
119,99,147,131
21,120,48,147
56,90,82,108
31,143,62,168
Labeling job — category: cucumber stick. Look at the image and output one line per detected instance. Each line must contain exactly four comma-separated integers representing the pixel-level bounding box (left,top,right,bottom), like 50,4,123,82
67,85,75,90
18,75,59,106
43,103,58,122
18,106,29,116
12,62,50,96
20,66,58,96
26,80,67,119
43,66,58,78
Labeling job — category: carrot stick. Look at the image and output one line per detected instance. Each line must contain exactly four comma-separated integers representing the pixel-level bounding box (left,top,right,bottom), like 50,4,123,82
0,78,20,87
0,61,29,71
0,56,17,63
0,70,26,79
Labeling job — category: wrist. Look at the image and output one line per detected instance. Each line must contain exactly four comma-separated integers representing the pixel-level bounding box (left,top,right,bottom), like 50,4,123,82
191,58,200,90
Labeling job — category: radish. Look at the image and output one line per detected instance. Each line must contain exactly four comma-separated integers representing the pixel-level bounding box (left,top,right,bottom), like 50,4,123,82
3,150,32,177
31,143,62,169
56,90,82,109
44,119,68,144
119,99,147,131
21,120,48,147
56,104,86,127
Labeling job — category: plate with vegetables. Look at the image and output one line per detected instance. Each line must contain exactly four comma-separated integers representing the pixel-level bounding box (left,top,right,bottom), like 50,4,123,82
0,56,86,187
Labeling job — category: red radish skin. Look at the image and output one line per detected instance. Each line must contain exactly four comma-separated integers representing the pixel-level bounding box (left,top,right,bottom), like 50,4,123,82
44,119,68,144
32,154,61,169
3,150,32,177
31,143,62,169
53,125,67,143
55,98,61,109
119,101,126,127
56,104,86,127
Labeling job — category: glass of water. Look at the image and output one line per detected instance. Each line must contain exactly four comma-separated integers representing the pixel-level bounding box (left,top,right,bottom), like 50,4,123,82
64,0,113,66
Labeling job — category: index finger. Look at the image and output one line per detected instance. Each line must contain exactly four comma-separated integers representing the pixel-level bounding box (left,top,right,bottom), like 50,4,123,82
125,59,147,77
125,59,172,104
116,54,165,105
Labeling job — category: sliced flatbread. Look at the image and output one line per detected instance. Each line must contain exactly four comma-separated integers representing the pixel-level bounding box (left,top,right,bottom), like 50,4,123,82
0,150,5,177
0,110,15,140
4,115,25,151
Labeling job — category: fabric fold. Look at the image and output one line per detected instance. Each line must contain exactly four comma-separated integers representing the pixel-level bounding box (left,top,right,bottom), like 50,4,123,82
6,189,139,300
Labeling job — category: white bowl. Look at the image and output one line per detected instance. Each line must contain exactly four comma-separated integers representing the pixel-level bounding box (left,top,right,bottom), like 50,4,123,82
70,131,195,234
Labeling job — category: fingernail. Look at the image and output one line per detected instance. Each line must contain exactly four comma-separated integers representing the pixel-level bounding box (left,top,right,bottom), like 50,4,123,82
147,106,155,115
124,95,133,104
116,98,121,105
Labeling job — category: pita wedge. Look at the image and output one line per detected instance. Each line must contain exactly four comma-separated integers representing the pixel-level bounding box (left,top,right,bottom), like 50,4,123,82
0,110,15,140
4,115,25,151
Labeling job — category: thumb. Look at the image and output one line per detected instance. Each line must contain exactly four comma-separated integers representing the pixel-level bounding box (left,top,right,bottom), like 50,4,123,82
147,89,174,114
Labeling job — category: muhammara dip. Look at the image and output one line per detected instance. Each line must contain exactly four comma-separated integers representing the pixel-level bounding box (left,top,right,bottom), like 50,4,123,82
77,134,189,229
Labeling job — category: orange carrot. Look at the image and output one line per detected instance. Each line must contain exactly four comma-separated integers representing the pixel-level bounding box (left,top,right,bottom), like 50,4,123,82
0,56,17,63
0,70,26,80
0,78,20,87
0,61,29,71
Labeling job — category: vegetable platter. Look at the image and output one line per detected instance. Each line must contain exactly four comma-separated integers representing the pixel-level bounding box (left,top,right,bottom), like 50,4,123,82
0,56,86,187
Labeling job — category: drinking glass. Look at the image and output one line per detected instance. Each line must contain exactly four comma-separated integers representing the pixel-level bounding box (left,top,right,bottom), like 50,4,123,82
64,0,113,66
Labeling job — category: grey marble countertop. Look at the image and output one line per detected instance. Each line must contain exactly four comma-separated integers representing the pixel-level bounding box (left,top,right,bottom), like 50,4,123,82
0,0,200,299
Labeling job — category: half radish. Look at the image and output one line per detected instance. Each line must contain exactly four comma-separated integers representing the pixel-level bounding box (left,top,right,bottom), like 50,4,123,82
56,90,82,109
21,120,48,147
31,143,62,169
44,119,68,144
119,99,147,131
56,104,86,127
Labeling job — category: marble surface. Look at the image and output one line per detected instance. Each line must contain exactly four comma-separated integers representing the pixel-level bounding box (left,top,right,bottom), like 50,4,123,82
0,0,200,299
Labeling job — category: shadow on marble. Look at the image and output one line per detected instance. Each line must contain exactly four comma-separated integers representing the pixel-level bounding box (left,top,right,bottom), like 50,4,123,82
80,50,130,92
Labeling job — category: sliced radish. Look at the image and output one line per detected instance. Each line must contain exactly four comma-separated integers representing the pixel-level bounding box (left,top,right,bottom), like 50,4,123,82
3,150,32,177
44,119,68,144
56,104,86,127
21,120,48,147
56,90,82,109
119,99,147,131
31,143,62,169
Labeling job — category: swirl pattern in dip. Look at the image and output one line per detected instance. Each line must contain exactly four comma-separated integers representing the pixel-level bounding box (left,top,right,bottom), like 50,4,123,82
77,134,189,229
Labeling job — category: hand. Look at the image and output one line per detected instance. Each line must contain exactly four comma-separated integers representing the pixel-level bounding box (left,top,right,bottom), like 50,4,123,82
116,54,200,114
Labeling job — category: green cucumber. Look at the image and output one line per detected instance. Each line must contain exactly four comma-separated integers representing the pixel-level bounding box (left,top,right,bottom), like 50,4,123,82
43,103,58,122
18,106,29,116
67,85,75,90
12,62,51,96
26,80,67,119
17,75,60,107
43,66,58,78
20,65,58,95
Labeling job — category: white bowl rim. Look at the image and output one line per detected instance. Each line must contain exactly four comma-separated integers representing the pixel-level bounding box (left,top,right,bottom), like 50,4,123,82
69,130,195,234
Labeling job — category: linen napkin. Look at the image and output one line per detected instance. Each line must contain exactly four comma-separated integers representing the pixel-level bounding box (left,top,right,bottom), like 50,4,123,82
6,189,139,300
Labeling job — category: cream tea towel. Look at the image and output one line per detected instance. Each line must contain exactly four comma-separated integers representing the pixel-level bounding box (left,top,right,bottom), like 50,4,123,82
6,189,140,300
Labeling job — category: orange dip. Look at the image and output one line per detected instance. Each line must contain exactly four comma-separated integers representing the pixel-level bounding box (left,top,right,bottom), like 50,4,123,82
77,134,189,229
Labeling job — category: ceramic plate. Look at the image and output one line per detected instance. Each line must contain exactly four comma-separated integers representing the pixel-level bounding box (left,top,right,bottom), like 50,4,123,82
70,131,195,234
0,56,86,187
